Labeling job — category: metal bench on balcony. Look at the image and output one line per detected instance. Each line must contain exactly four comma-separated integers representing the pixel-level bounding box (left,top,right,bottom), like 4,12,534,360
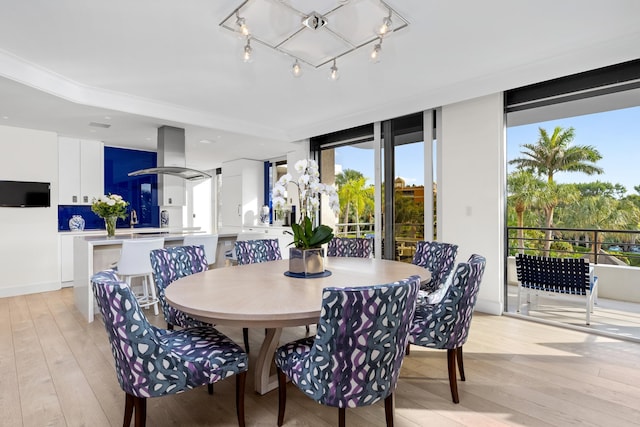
515,254,599,325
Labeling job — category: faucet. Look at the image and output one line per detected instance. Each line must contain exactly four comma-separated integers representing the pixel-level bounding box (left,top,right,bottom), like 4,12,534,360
130,209,139,227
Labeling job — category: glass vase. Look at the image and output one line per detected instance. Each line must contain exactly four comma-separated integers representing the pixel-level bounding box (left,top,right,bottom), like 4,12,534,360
104,216,117,237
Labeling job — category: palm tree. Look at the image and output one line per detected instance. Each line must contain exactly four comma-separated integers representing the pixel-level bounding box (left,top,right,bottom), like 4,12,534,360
507,170,545,253
509,126,604,254
336,169,373,235
537,182,580,255
509,126,604,184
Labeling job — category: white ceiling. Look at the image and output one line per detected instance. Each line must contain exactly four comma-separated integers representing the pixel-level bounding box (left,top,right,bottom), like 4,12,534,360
0,0,639,170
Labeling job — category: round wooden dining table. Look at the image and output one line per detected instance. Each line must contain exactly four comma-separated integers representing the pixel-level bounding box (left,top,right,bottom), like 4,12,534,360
165,257,430,395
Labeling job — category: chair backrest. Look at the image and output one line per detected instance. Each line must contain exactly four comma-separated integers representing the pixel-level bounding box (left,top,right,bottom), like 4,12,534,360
91,270,171,397
303,275,420,408
326,237,372,258
116,238,165,276
235,238,282,265
412,254,486,349
149,245,208,325
411,240,459,290
183,234,218,265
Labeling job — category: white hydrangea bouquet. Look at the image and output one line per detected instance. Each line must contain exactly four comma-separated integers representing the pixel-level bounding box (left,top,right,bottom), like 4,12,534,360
91,194,128,237
272,159,339,249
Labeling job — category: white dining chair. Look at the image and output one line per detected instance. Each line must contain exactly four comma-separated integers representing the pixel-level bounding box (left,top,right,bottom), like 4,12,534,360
183,234,219,267
115,237,165,315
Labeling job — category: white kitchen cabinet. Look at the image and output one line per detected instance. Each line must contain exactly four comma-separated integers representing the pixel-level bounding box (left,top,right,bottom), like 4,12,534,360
60,234,75,283
221,159,263,227
221,174,242,227
58,137,104,205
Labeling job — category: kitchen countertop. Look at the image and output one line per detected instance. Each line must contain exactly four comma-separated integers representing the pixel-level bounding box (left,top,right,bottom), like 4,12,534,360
81,232,201,245
59,226,201,236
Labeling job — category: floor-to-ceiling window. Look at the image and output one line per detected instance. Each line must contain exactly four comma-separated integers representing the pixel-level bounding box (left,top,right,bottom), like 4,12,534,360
312,112,436,262
504,59,640,337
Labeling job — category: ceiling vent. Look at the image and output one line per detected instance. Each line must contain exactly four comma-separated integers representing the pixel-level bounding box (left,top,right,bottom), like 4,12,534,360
89,122,111,128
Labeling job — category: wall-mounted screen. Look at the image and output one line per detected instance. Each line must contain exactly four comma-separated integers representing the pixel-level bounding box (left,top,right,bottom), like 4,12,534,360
0,180,51,207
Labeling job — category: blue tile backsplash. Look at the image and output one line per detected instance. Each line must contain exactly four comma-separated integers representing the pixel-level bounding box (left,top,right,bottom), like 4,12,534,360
58,205,126,231
58,146,161,231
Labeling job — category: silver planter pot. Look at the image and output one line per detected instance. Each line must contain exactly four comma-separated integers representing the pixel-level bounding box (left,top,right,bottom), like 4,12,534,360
289,247,325,276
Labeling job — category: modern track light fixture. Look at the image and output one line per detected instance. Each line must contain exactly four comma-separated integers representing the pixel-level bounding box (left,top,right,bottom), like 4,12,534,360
242,37,252,62
220,0,408,78
329,59,339,81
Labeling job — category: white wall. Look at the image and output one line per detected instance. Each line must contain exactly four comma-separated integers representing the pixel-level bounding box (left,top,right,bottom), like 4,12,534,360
0,125,60,297
440,93,505,315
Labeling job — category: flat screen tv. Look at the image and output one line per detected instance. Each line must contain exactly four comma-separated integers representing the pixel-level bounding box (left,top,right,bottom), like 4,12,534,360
0,180,51,207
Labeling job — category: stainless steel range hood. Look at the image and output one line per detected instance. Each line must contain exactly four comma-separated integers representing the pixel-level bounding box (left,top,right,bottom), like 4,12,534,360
128,166,211,181
127,126,211,181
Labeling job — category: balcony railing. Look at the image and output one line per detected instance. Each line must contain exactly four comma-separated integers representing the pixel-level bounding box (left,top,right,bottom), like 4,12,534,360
507,226,640,267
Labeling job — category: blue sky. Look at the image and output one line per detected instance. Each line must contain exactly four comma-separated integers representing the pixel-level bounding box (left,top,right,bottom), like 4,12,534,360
507,106,640,196
334,143,426,187
336,105,639,195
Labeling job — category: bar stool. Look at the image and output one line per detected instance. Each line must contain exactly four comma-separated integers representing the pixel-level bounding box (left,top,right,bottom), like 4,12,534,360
115,237,165,315
183,234,218,268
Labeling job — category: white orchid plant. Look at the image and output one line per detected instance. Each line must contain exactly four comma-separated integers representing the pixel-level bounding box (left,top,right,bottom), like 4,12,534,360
272,159,340,249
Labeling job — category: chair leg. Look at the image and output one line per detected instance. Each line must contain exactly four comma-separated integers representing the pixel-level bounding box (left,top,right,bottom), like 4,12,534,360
277,368,287,427
146,274,159,316
134,396,146,427
124,393,134,427
236,371,247,427
384,393,394,427
243,328,250,353
124,393,147,427
167,323,174,331
208,383,214,395
447,348,460,404
456,346,465,381
586,295,591,325
338,408,346,427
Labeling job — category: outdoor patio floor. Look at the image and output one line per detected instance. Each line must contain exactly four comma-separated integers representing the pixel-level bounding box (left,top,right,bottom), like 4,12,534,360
506,284,640,343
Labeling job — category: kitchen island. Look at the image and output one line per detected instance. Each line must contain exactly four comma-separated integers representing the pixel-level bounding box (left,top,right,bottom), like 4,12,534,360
75,225,292,322
73,231,204,322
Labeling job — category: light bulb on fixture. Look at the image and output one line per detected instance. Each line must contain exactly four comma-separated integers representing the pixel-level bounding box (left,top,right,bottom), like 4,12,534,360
292,60,303,77
377,10,393,36
329,59,339,81
243,38,252,63
370,39,382,63
236,13,250,37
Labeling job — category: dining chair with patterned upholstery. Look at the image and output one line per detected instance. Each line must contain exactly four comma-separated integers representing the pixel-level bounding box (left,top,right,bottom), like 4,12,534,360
183,234,218,268
91,270,249,427
234,238,282,265
150,245,252,354
233,238,283,351
275,275,421,427
326,237,372,258
407,254,486,404
149,245,209,329
411,240,459,292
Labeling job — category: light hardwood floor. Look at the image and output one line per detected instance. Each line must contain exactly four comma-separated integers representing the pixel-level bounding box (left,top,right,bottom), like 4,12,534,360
3,287,640,426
